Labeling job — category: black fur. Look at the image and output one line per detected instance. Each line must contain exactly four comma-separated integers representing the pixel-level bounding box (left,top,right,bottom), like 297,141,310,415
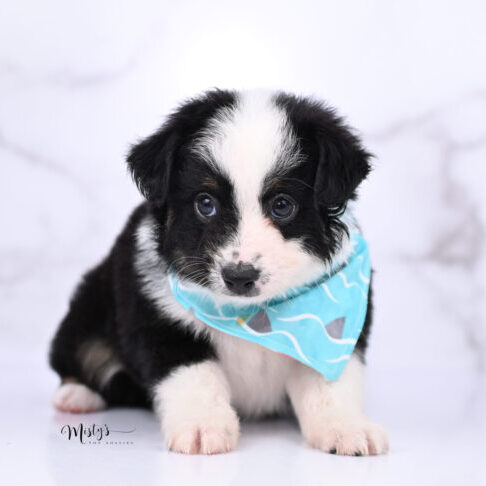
127,89,237,204
274,92,372,263
50,205,217,407
49,89,374,408
128,89,239,285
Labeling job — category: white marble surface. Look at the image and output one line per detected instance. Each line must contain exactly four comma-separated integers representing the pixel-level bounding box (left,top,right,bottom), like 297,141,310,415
1,1,485,484
1,347,484,486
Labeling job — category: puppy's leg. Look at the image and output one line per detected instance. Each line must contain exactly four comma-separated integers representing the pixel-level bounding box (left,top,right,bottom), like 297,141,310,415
50,259,114,410
286,355,388,456
153,360,239,455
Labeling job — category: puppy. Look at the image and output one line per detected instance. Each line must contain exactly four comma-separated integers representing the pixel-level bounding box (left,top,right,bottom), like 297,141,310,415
49,89,388,455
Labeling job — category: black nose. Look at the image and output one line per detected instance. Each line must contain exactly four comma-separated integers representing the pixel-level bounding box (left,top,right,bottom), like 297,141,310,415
221,263,260,295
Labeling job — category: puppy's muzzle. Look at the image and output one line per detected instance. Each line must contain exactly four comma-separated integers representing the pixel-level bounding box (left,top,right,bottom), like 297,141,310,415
221,262,260,296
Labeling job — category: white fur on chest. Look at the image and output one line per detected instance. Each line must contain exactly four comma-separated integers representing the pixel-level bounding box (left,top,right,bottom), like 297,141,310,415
207,328,291,417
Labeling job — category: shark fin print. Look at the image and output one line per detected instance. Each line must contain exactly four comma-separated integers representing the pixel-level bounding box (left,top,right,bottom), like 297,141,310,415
325,317,345,339
247,310,272,333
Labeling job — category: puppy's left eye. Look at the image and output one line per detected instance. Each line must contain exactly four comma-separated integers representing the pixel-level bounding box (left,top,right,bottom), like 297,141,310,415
270,194,297,222
195,193,218,220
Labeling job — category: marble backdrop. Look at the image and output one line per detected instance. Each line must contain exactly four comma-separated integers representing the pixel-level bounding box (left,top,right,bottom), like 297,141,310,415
1,0,485,430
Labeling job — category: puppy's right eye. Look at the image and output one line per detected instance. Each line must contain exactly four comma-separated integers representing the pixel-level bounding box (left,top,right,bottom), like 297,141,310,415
269,194,297,222
195,193,218,220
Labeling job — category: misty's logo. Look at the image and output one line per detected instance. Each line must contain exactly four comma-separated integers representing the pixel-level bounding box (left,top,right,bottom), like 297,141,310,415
60,423,135,444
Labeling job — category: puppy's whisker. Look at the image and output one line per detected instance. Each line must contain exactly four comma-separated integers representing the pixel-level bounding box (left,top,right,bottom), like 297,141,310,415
169,256,209,267
177,262,208,272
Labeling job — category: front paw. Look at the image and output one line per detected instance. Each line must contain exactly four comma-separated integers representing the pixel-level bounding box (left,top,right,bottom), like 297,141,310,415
163,408,240,455
304,415,389,456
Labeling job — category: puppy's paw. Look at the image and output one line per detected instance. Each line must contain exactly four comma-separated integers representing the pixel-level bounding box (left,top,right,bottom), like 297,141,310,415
305,415,389,456
164,409,240,455
53,383,106,413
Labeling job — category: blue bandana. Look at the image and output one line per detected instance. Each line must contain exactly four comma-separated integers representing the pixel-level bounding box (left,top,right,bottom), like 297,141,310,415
169,234,371,381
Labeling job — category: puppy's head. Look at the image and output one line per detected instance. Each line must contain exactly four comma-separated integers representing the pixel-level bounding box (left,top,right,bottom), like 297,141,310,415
128,90,371,304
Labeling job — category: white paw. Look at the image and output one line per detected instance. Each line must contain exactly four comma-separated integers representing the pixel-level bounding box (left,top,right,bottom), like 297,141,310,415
53,383,106,413
305,415,389,456
164,410,240,455
155,361,240,454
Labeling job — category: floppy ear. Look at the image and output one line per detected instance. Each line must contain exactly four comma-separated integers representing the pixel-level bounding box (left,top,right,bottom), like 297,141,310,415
126,126,179,204
313,127,372,209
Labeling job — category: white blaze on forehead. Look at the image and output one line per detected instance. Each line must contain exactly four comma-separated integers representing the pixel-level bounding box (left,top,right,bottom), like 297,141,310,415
192,91,309,276
193,91,300,211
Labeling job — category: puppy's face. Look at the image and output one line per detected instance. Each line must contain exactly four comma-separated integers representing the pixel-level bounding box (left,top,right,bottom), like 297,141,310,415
128,90,370,304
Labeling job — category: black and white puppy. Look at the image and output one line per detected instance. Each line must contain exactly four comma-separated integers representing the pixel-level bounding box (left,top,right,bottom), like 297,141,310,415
50,89,388,456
